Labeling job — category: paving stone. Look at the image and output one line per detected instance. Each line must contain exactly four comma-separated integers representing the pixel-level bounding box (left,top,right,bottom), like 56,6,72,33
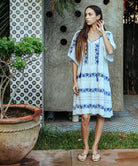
20,150,71,166
45,95,138,133
71,149,138,166
15,149,138,166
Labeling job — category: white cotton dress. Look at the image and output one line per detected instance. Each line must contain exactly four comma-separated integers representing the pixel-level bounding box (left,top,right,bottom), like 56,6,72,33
68,30,116,118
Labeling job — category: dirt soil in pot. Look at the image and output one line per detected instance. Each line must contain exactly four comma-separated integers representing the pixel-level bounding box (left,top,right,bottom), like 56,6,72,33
5,108,34,118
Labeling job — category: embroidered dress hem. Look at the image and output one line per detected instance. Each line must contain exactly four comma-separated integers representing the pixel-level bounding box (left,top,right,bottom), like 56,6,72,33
73,111,113,118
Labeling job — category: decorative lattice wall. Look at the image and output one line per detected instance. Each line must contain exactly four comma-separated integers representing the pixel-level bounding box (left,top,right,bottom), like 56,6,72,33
10,0,43,109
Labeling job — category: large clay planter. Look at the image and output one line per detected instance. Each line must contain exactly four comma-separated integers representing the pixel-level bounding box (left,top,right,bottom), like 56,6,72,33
0,104,42,165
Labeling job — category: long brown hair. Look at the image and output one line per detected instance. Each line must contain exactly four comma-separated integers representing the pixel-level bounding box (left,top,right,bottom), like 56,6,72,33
75,5,104,64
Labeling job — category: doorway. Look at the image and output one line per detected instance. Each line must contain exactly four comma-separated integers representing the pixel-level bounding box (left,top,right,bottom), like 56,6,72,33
123,0,138,94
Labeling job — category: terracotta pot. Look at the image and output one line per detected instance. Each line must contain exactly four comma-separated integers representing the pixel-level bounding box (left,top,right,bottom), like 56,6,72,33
0,104,42,165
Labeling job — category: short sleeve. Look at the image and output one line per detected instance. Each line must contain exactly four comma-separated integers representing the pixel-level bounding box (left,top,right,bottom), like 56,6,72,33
67,31,80,66
106,31,116,50
104,31,117,62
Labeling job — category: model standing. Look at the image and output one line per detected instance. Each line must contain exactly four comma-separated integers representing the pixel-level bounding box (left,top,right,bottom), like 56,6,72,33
68,5,116,162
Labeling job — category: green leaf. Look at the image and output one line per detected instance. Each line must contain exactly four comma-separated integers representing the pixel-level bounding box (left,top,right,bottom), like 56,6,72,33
54,0,76,16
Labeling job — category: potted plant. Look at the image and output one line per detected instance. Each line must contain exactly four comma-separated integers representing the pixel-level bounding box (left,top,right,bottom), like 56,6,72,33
0,36,45,165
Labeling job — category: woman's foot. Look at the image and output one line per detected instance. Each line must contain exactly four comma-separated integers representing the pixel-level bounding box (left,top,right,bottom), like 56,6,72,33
78,147,89,162
78,152,89,162
91,153,101,162
91,145,101,161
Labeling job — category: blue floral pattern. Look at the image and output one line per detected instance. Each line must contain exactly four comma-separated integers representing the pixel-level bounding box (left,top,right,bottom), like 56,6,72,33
78,88,111,96
84,43,88,64
69,32,79,54
67,30,116,118
73,104,112,112
95,42,100,64
77,73,110,81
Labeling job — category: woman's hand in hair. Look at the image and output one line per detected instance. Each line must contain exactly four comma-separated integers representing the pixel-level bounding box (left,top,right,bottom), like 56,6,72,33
98,20,114,55
96,20,105,34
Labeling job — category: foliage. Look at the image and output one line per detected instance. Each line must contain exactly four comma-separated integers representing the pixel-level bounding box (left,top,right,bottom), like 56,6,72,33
124,0,138,24
0,0,9,38
52,0,76,16
0,37,15,58
0,36,45,118
34,127,138,150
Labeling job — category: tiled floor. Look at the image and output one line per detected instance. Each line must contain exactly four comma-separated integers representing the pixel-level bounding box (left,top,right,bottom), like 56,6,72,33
19,149,138,166
45,95,138,133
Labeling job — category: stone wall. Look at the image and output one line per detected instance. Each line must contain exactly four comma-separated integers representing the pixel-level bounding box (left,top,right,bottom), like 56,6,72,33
44,0,123,112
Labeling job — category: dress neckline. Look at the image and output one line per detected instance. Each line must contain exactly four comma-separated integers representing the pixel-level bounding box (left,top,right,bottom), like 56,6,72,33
88,35,102,43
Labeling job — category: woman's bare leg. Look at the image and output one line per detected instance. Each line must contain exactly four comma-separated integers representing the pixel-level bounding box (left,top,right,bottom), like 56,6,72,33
81,114,90,154
92,114,105,154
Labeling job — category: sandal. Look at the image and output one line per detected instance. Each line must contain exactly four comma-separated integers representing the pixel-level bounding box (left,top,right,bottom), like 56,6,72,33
78,152,89,162
92,153,101,162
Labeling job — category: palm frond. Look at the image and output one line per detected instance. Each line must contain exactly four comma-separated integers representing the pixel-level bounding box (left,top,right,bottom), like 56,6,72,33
52,0,76,16
0,0,9,38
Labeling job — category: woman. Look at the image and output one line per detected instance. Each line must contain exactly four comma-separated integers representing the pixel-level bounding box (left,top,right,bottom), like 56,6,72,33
68,5,116,162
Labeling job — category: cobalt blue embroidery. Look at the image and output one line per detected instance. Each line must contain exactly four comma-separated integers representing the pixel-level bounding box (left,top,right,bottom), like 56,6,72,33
78,88,111,96
73,104,112,112
106,32,111,41
77,72,110,81
69,32,79,54
84,56,88,64
95,39,100,81
84,43,88,64
95,43,99,64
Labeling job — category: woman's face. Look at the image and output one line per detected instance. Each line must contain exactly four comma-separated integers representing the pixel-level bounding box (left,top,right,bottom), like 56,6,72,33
85,8,100,26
